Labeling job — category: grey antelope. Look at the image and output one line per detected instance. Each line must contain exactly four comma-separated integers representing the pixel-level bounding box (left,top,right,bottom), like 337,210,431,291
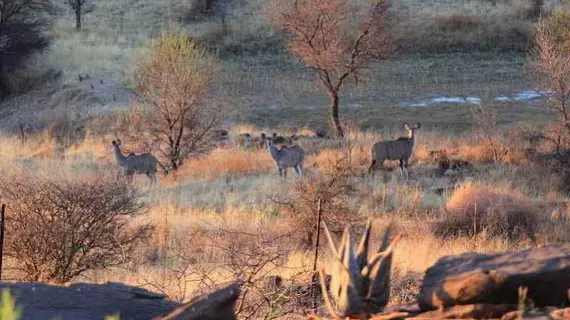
368,122,421,178
112,139,158,184
266,137,305,178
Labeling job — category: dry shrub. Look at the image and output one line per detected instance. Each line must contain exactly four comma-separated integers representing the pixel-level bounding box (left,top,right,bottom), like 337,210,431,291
433,13,481,32
455,142,499,164
277,156,360,248
501,147,533,166
0,131,58,161
183,0,223,21
413,143,432,163
312,147,368,173
393,7,533,53
47,116,86,149
432,183,539,240
0,171,152,284
132,31,225,173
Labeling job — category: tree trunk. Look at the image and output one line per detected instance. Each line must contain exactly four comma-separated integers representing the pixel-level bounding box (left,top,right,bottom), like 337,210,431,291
0,67,11,100
329,92,344,138
75,9,82,30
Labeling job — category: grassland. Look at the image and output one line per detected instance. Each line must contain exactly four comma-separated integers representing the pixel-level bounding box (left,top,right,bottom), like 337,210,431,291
1,0,570,318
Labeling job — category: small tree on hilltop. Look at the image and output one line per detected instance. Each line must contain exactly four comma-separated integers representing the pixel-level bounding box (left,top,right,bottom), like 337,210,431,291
65,0,95,30
132,32,224,173
265,0,392,137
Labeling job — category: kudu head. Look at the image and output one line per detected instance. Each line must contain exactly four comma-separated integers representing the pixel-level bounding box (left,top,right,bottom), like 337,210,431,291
265,136,274,148
111,139,123,152
403,122,421,139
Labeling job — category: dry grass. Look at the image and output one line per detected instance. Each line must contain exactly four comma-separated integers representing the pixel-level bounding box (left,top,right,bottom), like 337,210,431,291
2,121,568,314
2,1,570,316
432,182,562,241
174,148,274,180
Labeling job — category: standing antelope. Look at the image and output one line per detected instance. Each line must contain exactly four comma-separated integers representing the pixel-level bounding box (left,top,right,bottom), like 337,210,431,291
112,139,158,185
368,122,421,178
266,137,305,178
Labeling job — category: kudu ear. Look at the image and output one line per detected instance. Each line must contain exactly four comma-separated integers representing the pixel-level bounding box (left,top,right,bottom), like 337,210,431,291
415,122,422,129
403,122,411,130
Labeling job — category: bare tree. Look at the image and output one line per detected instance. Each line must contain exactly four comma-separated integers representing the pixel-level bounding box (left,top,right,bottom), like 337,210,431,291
205,226,300,319
274,152,359,249
132,32,225,173
471,105,502,165
0,171,152,284
65,0,95,30
265,0,392,137
531,13,570,162
532,15,570,130
0,0,52,99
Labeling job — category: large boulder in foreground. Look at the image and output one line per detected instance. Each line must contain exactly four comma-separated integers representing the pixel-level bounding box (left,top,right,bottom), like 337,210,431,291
418,244,570,310
158,283,240,320
0,282,177,320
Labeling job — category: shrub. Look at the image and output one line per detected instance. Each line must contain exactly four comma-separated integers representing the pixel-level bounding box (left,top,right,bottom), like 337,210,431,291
434,13,481,32
0,0,53,99
132,31,225,173
276,155,359,248
432,183,539,240
0,171,152,283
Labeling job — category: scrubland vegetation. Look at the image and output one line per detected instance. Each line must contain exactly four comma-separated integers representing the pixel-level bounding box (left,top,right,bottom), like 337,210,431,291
1,0,570,319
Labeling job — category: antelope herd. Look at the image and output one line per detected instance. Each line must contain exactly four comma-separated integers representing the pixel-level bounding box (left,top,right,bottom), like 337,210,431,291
112,122,422,183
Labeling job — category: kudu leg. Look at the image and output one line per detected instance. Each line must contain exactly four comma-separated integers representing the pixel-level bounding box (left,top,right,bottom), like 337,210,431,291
368,159,377,175
147,173,156,186
399,159,406,178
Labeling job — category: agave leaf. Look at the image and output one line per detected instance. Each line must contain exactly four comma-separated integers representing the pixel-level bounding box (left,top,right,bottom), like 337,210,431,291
322,222,339,258
337,241,365,317
338,226,349,261
365,250,392,310
366,234,401,311
355,219,372,271
329,225,350,301
319,268,343,320
377,222,395,253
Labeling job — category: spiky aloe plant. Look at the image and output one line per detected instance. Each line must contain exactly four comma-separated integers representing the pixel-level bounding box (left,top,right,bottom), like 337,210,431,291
318,220,400,319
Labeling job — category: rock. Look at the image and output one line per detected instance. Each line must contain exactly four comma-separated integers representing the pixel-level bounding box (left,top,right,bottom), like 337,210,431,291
501,307,570,320
418,244,570,310
0,282,177,320
411,304,516,319
372,303,421,320
155,283,240,320
368,312,410,320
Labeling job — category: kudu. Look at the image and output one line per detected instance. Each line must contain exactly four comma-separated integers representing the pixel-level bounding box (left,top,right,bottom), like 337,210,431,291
266,137,305,178
368,122,421,178
112,139,158,185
